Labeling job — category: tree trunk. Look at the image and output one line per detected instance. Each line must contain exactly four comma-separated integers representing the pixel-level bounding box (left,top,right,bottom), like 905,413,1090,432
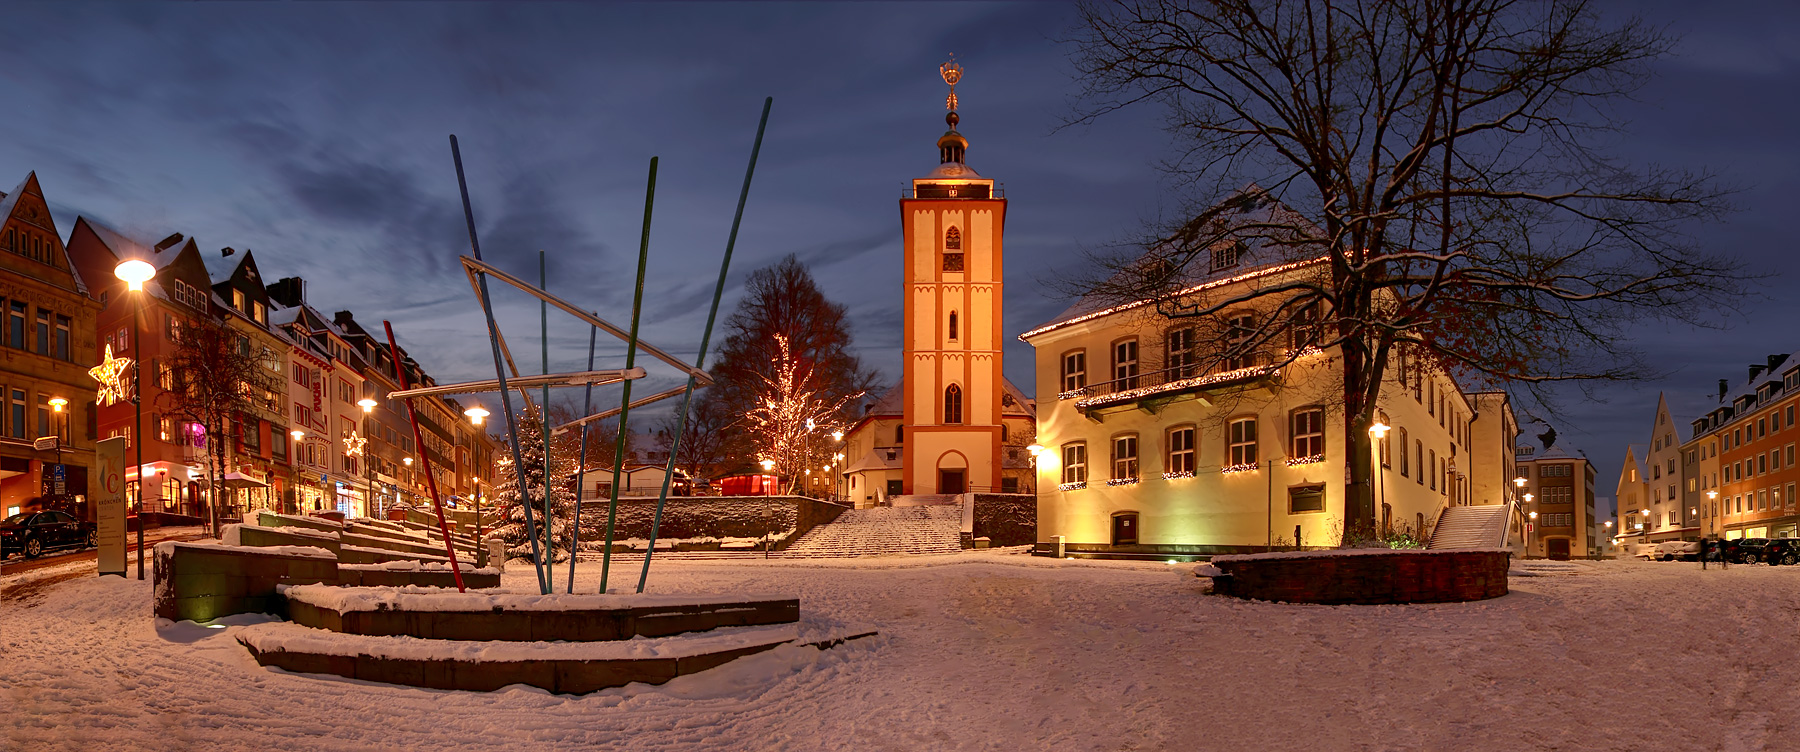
1341,336,1375,545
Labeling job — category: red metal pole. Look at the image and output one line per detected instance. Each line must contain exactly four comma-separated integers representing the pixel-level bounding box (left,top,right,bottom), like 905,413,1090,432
382,320,466,592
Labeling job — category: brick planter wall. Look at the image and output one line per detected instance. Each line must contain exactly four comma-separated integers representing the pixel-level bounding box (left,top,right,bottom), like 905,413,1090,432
1211,550,1510,605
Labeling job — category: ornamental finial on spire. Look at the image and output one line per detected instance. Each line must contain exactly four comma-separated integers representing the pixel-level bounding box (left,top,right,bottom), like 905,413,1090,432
940,55,962,113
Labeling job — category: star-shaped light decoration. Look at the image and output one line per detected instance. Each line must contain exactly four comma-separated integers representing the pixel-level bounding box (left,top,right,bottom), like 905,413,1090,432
343,429,366,458
88,344,134,406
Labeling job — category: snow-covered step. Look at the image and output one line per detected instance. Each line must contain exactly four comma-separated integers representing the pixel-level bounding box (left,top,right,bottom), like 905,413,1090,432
777,506,963,558
1428,505,1510,550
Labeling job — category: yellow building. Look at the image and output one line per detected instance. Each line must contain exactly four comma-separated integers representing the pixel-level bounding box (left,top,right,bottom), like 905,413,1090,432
841,68,1035,506
1023,192,1505,556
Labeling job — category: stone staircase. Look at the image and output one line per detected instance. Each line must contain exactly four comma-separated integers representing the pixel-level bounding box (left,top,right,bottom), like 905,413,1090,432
778,506,963,558
1428,504,1511,550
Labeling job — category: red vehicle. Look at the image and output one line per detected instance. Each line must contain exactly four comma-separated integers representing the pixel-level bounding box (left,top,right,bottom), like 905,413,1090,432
0,510,97,559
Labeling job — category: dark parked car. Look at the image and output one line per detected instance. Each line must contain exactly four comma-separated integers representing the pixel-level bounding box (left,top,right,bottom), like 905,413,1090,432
0,510,96,559
1729,537,1772,565
1765,538,1800,566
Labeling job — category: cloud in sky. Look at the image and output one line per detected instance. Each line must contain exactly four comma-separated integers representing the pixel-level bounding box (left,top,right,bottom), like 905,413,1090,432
2,1,1797,487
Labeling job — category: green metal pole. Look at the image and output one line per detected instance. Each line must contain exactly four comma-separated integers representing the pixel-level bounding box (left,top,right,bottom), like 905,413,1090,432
539,250,554,591
599,157,656,594
638,97,771,592
568,324,597,593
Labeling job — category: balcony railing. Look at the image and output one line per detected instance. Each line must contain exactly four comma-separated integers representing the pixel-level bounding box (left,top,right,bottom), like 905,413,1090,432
1061,352,1282,411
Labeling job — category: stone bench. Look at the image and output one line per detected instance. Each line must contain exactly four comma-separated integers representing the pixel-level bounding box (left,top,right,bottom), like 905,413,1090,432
152,541,338,622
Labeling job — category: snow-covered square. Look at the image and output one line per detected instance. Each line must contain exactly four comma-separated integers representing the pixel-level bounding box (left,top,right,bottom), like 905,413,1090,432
3,552,1791,751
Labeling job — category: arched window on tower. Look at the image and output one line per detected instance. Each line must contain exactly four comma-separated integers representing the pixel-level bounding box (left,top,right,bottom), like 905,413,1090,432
944,384,963,425
942,227,964,271
948,311,958,340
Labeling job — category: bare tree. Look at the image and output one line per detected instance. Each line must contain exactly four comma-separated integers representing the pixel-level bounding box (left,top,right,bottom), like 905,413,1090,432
1067,0,1741,542
159,315,283,536
705,254,883,470
653,397,733,490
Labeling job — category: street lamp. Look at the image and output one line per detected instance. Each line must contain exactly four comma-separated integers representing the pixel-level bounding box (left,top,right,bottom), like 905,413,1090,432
1367,422,1390,520
357,398,377,517
115,256,152,579
48,396,67,468
464,405,489,425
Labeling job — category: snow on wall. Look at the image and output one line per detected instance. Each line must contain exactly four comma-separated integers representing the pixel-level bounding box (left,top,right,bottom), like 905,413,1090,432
576,496,807,541
280,584,795,613
236,621,799,663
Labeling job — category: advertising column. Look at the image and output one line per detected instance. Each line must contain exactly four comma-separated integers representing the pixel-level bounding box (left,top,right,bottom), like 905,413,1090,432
96,436,127,577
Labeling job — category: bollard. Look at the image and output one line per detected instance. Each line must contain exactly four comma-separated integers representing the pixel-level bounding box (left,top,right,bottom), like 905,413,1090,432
1295,525,1303,551
1054,535,1066,558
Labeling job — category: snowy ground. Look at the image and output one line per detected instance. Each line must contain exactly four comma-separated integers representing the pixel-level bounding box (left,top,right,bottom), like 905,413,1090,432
3,553,1795,751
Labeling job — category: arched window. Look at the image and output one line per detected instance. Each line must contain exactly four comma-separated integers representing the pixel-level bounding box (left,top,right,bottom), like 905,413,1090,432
944,384,963,425
896,424,905,444
948,311,958,340
942,227,964,271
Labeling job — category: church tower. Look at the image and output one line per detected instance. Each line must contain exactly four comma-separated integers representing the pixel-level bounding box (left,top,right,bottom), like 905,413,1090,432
898,58,1007,495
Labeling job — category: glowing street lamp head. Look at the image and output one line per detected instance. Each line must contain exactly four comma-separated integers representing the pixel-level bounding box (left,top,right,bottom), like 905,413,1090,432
1528,511,1538,519
832,430,844,442
1605,520,1614,528
358,398,378,413
48,397,67,413
404,457,413,466
291,429,304,440
1524,493,1534,502
1642,508,1651,516
114,258,155,291
759,458,775,471
1707,490,1719,499
1513,477,1527,488
465,406,489,425
1027,444,1045,457
1367,422,1390,439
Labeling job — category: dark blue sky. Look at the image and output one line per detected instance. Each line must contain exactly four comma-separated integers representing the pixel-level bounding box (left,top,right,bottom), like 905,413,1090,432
2,1,1795,493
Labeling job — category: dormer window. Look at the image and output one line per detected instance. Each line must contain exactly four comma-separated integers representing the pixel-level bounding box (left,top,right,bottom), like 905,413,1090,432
1211,240,1246,272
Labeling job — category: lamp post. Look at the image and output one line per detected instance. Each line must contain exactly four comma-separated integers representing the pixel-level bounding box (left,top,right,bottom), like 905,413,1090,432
290,429,305,513
461,406,488,539
48,397,67,469
358,397,377,518
114,255,154,579
1367,422,1390,528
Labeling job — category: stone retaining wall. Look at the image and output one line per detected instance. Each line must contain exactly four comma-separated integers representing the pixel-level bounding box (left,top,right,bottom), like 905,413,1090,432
1210,550,1510,605
152,543,337,622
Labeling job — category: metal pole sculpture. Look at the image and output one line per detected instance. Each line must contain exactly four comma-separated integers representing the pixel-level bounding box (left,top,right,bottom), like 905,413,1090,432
450,135,549,594
539,250,555,591
382,320,466,592
638,97,772,592
568,324,597,593
599,157,656,594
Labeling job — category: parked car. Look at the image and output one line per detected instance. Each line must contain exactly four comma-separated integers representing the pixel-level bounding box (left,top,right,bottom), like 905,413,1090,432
1627,542,1662,560
1765,538,1800,566
0,510,97,559
1656,540,1701,562
1730,538,1772,564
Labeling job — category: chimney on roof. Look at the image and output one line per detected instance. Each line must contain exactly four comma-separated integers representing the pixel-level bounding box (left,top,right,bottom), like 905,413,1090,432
1720,379,1729,403
265,276,305,308
154,233,184,252
1771,354,1789,373
221,247,235,257
1750,365,1766,383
